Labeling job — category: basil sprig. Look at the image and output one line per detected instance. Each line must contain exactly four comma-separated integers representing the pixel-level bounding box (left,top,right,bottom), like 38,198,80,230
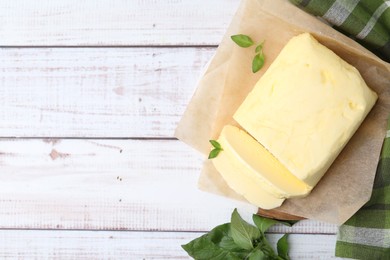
231,34,254,48
208,140,223,159
231,34,266,73
182,209,295,260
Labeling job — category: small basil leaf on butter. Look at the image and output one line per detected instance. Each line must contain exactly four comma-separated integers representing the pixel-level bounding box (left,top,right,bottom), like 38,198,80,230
277,234,290,260
209,140,222,149
231,34,254,48
208,148,221,159
252,53,265,73
231,209,261,250
208,140,223,159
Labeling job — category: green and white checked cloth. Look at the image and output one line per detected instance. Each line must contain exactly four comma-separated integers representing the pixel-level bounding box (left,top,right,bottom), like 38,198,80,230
335,121,390,259
289,0,390,62
289,0,390,259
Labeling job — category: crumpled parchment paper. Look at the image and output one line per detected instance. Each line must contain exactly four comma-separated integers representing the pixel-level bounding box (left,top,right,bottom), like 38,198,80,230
175,0,390,225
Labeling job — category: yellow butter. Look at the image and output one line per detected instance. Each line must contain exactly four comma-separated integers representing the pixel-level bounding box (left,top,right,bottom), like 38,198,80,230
234,33,377,188
212,125,313,209
212,126,285,209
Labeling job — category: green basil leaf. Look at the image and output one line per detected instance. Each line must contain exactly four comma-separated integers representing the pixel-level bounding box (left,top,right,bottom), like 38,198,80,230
231,34,254,48
230,209,261,250
219,237,249,259
252,53,265,73
248,249,266,260
208,148,221,159
219,236,242,251
252,215,294,234
209,140,222,149
181,235,242,260
182,223,245,260
255,42,264,53
277,234,290,260
253,215,279,234
214,225,250,258
208,223,230,243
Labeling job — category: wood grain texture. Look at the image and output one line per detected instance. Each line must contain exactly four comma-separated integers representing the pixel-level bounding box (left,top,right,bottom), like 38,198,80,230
0,1,343,257
0,0,240,46
0,230,339,259
0,138,337,234
0,47,214,138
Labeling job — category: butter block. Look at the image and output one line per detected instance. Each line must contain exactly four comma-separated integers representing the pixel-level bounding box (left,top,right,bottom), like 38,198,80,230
212,125,312,209
212,125,284,209
234,33,378,188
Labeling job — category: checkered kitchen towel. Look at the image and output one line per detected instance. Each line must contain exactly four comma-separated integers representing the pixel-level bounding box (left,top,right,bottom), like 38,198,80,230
289,0,390,62
289,0,390,259
335,120,390,259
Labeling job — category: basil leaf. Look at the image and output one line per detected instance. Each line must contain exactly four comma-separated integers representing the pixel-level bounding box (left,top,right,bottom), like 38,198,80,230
248,249,266,260
181,235,241,260
253,215,292,234
277,234,290,260
208,148,222,159
209,140,222,149
219,237,249,259
219,236,242,251
253,215,279,234
252,53,265,73
208,223,232,245
255,42,264,53
261,241,278,259
182,223,244,260
231,34,254,48
230,209,261,250
213,225,249,258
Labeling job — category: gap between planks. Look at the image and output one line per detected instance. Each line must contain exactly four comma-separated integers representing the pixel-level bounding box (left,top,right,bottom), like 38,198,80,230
0,0,240,46
0,137,178,140
0,138,338,234
0,229,339,260
0,228,337,236
0,47,215,138
0,45,219,48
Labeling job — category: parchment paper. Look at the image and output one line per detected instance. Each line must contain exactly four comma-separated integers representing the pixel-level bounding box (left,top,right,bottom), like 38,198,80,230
175,0,390,224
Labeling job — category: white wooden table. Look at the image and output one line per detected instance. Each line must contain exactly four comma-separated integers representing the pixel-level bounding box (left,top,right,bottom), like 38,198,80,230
0,1,340,259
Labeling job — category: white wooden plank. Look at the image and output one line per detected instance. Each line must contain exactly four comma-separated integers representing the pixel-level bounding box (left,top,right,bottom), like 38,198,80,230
0,47,213,137
0,230,339,259
0,138,337,234
0,0,240,46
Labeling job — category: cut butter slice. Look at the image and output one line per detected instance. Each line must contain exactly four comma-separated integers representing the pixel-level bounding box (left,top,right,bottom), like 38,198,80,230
234,33,378,188
212,125,311,209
